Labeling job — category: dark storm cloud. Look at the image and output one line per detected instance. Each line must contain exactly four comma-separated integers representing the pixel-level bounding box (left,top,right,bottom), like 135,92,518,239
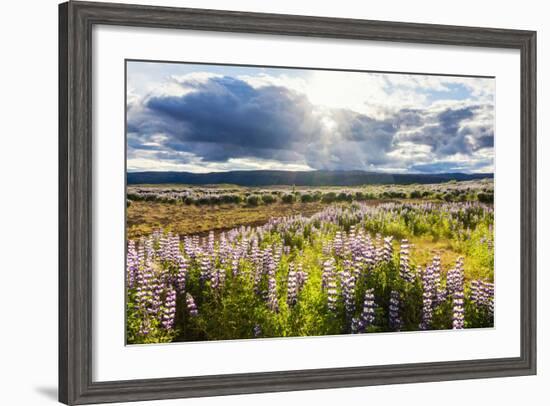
439,107,475,134
400,105,493,157
143,76,323,154
127,75,494,173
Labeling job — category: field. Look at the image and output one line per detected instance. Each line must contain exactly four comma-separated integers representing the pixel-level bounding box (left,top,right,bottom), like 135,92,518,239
126,179,494,344
126,179,493,238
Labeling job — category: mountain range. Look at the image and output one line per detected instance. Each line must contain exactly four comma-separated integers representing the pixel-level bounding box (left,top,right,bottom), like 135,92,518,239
127,170,493,187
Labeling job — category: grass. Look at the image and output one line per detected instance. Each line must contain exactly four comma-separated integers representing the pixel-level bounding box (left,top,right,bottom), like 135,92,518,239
127,200,330,238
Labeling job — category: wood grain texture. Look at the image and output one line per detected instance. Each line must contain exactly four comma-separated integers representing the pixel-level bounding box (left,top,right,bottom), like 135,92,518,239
58,1,537,404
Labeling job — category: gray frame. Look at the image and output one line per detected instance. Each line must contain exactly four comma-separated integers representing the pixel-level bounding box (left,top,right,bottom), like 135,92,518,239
59,1,537,404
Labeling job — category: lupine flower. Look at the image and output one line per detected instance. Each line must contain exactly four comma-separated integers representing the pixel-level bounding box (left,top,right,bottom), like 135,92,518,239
388,290,402,331
253,324,262,337
482,281,494,316
126,240,139,288
470,279,481,303
287,263,298,307
452,290,465,329
382,236,393,262
322,258,335,291
419,266,435,330
295,263,308,291
199,254,212,285
356,288,375,333
333,231,344,257
139,318,151,336
448,257,465,329
267,276,278,312
161,287,176,330
207,231,215,255
447,257,465,295
175,255,187,293
211,267,221,290
341,262,356,319
471,279,494,315
169,234,180,262
231,253,240,277
399,239,414,283
186,293,198,317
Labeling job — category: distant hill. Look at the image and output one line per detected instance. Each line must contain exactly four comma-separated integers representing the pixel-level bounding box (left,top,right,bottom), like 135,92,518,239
127,170,493,187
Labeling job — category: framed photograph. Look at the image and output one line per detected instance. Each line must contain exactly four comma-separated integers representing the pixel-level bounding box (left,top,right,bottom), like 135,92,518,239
59,1,536,404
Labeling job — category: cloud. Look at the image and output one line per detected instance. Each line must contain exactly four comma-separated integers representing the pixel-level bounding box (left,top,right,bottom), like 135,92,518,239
127,71,494,174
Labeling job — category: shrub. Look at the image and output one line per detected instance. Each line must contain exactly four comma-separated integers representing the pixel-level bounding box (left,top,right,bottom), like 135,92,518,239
246,195,260,206
337,192,352,202
321,192,337,203
282,194,296,204
261,194,276,204
477,192,494,204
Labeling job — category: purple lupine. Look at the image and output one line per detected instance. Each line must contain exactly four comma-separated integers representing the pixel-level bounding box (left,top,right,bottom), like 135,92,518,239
273,244,283,269
356,288,375,333
144,236,154,262
341,262,356,319
135,262,155,336
388,290,402,331
471,279,494,316
253,324,262,337
324,260,338,313
175,255,187,293
149,275,164,317
322,258,335,291
448,257,465,329
231,252,240,277
363,234,375,270
322,241,333,257
333,231,344,257
482,281,494,316
447,257,465,295
139,318,151,336
161,287,177,330
218,233,228,265
432,255,446,305
287,263,298,307
470,279,481,303
249,238,260,265
267,275,278,312
210,267,220,290
137,238,145,265
382,236,393,262
452,290,465,329
169,234,180,262
419,265,435,330
199,254,212,285
399,239,414,283
186,293,198,317
126,240,139,288
207,231,215,255
295,263,308,291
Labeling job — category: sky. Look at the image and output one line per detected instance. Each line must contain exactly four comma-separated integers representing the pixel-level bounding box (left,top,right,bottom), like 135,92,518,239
126,61,495,174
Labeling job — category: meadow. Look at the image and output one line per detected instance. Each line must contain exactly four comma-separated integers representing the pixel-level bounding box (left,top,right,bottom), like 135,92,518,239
126,180,494,344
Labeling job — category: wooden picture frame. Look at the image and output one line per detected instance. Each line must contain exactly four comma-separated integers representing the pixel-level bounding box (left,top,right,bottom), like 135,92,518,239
59,1,536,404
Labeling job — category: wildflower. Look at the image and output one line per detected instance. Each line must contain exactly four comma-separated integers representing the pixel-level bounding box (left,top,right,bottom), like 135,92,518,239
186,293,198,317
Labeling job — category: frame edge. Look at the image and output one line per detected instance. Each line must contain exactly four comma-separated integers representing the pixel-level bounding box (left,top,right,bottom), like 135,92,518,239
60,1,537,404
